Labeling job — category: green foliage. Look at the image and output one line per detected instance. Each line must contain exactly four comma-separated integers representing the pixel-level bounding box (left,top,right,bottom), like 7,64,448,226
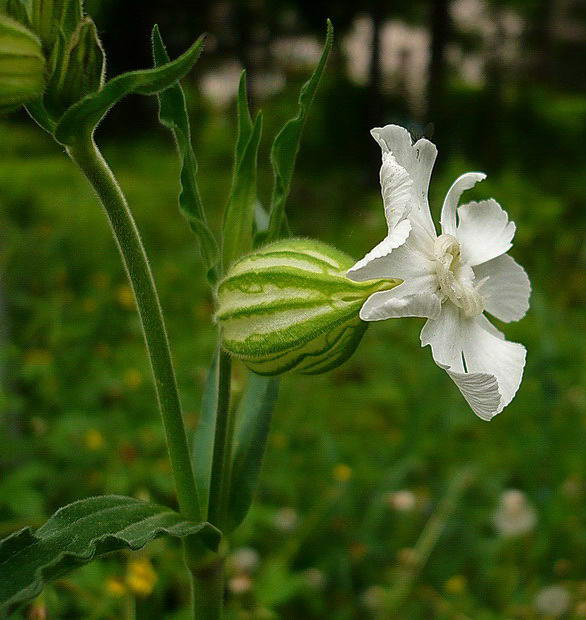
221,89,263,270
265,19,333,242
0,495,219,612
227,373,279,532
31,0,82,49
191,350,220,520
44,15,105,118
152,25,219,276
0,14,45,113
54,34,205,144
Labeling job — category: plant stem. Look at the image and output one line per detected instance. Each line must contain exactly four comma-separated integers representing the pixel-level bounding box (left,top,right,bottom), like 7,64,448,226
66,135,201,522
184,536,225,620
207,348,233,531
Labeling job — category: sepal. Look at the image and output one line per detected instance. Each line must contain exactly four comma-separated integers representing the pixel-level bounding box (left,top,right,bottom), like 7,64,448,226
216,238,398,375
0,14,46,113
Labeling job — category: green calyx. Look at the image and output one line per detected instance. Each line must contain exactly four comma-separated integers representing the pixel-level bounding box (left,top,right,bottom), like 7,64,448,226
216,238,398,375
31,0,82,51
44,15,104,117
0,14,46,112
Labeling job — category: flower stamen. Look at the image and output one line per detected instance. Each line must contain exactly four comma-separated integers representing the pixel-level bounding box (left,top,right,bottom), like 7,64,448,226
434,234,484,317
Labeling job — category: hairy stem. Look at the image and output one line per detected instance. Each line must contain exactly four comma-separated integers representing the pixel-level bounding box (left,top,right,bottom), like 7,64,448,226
66,135,201,522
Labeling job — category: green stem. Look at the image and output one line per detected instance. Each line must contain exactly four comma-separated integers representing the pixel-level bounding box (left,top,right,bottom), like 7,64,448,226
66,135,201,522
184,537,225,620
207,348,233,531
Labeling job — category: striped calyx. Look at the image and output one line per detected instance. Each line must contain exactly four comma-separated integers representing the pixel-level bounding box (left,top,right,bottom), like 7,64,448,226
216,238,399,375
0,15,46,112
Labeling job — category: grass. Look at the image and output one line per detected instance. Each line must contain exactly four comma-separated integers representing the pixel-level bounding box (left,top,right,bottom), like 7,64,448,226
0,90,585,618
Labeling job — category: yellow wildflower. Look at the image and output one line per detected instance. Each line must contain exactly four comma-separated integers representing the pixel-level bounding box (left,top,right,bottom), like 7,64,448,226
333,464,352,483
105,577,126,598
126,557,157,597
445,575,467,595
123,368,143,389
85,429,104,451
117,284,135,309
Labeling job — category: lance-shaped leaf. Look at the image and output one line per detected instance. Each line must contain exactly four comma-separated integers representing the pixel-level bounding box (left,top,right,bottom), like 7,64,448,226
152,25,219,275
191,350,220,519
265,20,333,242
0,495,220,612
227,372,279,531
54,34,205,145
234,70,253,171
222,103,263,270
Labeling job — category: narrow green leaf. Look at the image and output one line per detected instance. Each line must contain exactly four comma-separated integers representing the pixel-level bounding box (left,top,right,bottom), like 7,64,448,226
54,34,205,145
191,350,220,519
234,70,253,169
222,110,263,270
0,495,220,612
151,25,219,275
227,373,279,531
265,19,333,242
24,98,56,133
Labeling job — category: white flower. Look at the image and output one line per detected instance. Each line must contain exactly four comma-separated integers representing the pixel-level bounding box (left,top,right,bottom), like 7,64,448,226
493,488,537,537
534,585,571,617
347,125,531,420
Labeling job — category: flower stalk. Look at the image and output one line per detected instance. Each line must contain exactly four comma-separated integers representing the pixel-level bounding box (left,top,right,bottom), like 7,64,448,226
66,135,202,522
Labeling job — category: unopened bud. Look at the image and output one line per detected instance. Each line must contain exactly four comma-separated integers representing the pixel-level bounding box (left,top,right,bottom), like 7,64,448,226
1,0,31,26
45,16,104,114
216,238,398,375
0,15,45,112
31,0,81,50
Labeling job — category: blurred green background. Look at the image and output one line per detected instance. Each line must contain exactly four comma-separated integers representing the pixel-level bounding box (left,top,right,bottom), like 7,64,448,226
1,0,585,618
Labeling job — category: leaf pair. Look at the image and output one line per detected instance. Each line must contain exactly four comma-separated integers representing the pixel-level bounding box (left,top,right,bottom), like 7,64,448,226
193,351,279,531
0,496,219,613
152,22,333,277
53,32,205,144
223,20,334,266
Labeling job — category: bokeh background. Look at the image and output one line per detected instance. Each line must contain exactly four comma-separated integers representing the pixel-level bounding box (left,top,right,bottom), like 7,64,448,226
1,0,585,617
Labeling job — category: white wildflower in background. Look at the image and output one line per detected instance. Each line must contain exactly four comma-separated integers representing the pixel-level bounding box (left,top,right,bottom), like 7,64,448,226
228,574,253,595
387,489,417,512
228,547,260,575
348,124,531,420
361,585,387,612
493,489,537,537
273,506,299,532
534,585,572,617
303,568,326,590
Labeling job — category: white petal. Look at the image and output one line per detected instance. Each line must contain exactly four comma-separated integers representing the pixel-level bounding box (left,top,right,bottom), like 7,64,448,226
421,304,526,420
360,281,441,321
347,222,435,283
440,172,486,235
371,125,438,235
420,302,465,371
474,254,530,322
379,151,413,229
444,369,501,421
457,199,516,266
345,219,412,282
461,316,526,414
476,313,505,340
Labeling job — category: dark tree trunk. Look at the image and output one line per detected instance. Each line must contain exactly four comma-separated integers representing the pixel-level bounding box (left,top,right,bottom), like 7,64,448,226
367,0,384,129
426,0,451,134
234,1,255,107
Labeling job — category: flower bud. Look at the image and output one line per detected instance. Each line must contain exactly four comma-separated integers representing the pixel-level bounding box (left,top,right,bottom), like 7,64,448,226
0,15,46,112
1,0,31,26
216,238,398,375
45,15,104,115
31,0,82,50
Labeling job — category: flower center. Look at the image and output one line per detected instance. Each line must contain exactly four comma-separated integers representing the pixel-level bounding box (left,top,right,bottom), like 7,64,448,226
433,234,484,317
